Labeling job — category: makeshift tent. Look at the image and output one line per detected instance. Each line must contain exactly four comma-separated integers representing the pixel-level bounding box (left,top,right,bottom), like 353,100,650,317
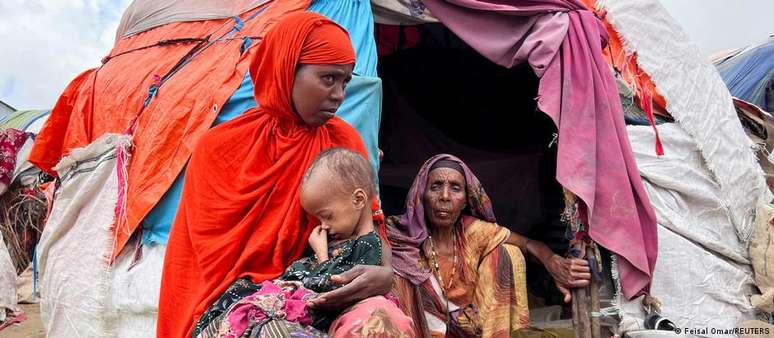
26,0,770,337
715,37,774,113
579,0,770,334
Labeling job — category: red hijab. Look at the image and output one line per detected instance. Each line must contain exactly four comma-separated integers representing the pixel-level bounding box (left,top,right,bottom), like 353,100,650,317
157,12,366,337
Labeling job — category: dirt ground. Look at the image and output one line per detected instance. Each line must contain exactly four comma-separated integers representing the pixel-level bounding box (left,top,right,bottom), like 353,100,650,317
2,304,44,338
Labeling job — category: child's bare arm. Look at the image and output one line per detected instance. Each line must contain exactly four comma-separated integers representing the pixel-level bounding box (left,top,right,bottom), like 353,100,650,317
308,225,329,263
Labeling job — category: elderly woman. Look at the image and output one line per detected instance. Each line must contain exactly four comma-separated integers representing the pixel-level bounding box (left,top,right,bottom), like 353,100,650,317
388,154,592,338
158,12,411,338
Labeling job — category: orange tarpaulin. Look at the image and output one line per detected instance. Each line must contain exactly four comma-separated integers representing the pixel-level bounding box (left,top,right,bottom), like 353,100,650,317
579,0,669,155
29,0,312,261
579,0,669,118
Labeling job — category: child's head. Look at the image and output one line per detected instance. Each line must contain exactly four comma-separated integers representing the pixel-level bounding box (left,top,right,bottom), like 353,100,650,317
300,148,375,240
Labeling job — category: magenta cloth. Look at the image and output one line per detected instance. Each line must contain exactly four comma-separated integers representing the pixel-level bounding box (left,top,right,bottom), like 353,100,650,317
423,0,658,299
386,154,496,286
225,280,314,338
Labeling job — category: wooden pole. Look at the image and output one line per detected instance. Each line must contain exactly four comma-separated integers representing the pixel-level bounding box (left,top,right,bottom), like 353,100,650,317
576,280,592,338
572,243,592,338
588,246,601,338
572,288,581,338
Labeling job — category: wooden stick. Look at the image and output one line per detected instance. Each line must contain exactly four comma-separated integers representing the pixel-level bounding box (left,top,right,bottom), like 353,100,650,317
572,288,581,338
571,243,592,338
588,247,601,338
576,279,592,338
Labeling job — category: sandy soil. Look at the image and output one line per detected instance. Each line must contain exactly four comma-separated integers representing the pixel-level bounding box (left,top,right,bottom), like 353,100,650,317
2,304,44,338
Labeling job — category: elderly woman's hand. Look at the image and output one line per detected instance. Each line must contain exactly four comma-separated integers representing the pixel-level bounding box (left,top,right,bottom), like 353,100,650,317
546,255,591,303
306,265,394,311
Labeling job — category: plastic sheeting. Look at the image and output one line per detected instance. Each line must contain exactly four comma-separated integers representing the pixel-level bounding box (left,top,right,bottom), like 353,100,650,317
115,0,270,39
715,38,774,112
140,72,256,245
37,134,130,337
36,134,167,337
335,76,383,182
371,0,439,25
0,231,18,322
0,109,49,130
111,244,166,337
310,0,378,77
618,124,757,335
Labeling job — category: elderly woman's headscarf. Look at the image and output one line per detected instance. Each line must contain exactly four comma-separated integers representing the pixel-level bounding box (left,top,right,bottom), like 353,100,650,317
387,154,496,285
158,12,368,338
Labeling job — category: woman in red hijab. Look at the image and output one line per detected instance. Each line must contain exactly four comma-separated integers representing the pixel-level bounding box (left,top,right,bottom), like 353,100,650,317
158,12,411,338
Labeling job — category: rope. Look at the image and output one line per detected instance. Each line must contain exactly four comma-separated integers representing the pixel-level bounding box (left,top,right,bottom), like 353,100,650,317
101,38,209,64
590,307,619,318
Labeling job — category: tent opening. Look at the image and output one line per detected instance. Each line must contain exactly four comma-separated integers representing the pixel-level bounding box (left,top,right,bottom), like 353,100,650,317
376,23,575,305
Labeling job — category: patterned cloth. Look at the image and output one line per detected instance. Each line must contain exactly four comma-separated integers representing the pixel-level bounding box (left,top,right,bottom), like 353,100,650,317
206,280,318,338
193,278,262,337
281,231,382,293
0,129,30,194
194,231,385,337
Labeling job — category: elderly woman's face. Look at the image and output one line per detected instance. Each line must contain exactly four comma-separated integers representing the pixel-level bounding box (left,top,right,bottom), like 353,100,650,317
292,63,353,127
424,168,466,229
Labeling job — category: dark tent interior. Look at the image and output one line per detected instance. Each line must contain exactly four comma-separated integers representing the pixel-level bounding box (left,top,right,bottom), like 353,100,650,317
375,23,575,305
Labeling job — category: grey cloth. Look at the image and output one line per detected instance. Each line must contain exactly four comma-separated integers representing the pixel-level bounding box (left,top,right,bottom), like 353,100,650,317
115,0,270,40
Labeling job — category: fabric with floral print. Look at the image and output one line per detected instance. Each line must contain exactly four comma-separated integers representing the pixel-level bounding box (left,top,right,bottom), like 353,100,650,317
0,128,29,190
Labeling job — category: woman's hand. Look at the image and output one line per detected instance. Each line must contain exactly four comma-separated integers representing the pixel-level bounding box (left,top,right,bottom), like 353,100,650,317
306,265,394,311
546,255,591,303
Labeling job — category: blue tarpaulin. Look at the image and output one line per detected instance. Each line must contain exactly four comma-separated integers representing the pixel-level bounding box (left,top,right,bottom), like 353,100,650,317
715,38,773,112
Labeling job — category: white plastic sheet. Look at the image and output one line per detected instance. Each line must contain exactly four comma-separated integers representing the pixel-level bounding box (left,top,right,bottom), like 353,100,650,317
36,133,167,337
115,0,269,40
618,124,758,336
0,231,18,322
37,134,129,337
371,0,438,25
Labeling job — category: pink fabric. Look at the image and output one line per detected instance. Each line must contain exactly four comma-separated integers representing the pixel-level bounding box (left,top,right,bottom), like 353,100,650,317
225,281,314,338
329,296,415,337
0,310,27,331
423,0,658,299
0,129,29,187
